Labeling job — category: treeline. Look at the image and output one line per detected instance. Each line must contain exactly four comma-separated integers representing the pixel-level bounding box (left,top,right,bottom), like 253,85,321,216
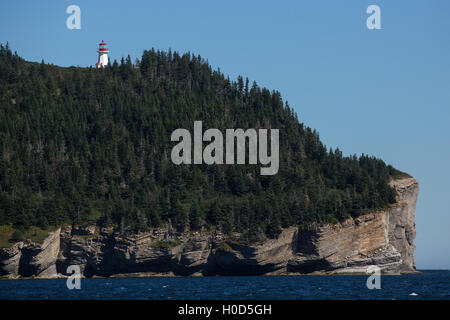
0,43,402,242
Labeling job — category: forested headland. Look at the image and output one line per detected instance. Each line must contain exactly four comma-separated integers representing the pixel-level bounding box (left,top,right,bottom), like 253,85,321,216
0,43,407,245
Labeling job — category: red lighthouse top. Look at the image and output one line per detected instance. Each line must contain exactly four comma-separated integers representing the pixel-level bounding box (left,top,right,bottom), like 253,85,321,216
98,40,109,54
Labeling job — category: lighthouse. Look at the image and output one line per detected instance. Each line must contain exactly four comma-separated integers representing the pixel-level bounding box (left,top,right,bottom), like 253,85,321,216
96,40,109,68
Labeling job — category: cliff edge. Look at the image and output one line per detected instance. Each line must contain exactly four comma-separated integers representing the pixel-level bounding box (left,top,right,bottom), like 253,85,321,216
0,177,418,278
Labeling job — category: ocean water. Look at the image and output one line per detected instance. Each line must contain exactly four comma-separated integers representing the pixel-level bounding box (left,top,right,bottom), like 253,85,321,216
0,270,448,300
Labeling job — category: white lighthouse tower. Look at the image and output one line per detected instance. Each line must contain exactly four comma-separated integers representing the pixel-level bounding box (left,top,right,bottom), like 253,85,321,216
96,40,109,68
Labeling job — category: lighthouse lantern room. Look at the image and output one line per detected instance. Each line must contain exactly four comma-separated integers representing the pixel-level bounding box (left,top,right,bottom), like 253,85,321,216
96,40,109,68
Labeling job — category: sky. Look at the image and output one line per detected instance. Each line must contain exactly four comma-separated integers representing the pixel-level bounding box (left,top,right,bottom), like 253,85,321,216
0,0,449,269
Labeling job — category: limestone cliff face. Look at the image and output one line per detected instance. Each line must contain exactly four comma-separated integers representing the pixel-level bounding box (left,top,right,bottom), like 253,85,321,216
388,177,418,272
288,177,418,274
0,228,60,278
0,243,22,277
0,177,418,278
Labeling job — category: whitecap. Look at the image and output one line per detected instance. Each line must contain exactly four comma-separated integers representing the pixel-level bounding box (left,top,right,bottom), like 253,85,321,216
409,292,418,296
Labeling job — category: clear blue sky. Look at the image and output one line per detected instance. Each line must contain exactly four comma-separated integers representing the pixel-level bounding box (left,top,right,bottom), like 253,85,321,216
1,0,449,269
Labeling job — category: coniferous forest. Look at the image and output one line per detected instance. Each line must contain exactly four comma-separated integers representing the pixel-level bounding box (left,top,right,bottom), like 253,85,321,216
0,43,405,243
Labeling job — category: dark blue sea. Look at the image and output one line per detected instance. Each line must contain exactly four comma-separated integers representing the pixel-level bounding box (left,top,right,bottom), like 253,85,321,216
0,270,448,300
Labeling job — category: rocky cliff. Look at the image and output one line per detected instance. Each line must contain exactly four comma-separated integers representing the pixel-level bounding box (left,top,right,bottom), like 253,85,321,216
0,177,418,279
